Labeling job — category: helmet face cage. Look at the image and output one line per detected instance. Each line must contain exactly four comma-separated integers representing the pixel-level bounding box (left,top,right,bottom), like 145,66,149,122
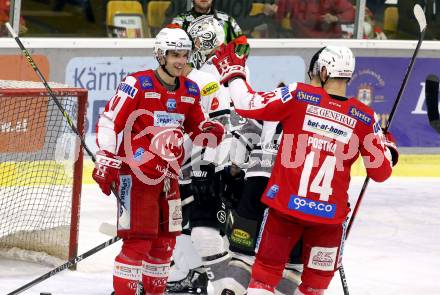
153,27,193,64
316,46,355,79
187,15,225,69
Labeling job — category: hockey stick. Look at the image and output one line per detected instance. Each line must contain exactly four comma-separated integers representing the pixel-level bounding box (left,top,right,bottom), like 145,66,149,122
4,22,130,226
425,74,440,133
6,236,121,295
338,4,427,294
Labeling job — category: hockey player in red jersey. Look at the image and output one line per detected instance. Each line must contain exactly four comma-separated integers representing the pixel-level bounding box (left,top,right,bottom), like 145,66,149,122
92,26,224,295
211,43,399,294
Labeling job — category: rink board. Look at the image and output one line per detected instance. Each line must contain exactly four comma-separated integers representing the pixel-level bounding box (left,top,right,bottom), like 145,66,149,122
76,155,440,185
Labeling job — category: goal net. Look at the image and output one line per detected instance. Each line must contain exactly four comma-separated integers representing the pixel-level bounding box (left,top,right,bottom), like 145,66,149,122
0,80,87,263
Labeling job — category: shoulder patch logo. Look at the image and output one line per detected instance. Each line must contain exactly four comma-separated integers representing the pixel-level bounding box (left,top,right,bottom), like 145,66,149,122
202,82,220,96
296,90,321,105
279,86,293,103
184,80,199,96
348,106,373,126
139,76,153,90
118,82,138,98
166,98,177,111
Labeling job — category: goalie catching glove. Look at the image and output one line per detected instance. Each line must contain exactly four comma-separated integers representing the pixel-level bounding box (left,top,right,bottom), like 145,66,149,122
92,150,122,195
212,35,250,85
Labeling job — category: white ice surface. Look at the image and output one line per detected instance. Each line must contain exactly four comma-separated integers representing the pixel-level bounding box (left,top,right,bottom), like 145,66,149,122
1,177,440,295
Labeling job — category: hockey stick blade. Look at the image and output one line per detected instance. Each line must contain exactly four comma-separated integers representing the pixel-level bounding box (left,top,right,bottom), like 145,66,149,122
6,236,121,295
414,4,427,33
99,222,117,237
425,75,440,133
4,21,130,229
386,4,426,130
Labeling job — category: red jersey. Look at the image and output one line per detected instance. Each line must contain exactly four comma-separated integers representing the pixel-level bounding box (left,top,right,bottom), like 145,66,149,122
228,79,393,224
96,69,209,178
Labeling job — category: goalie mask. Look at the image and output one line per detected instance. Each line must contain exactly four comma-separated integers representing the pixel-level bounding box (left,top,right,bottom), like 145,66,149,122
187,16,225,69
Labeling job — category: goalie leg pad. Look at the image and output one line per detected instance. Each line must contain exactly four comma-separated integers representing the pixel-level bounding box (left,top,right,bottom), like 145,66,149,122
191,226,227,258
226,210,259,256
142,236,176,294
169,234,203,282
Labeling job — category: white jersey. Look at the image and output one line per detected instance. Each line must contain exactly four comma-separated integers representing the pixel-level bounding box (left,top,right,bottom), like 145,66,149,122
180,68,230,184
199,57,253,169
245,121,283,178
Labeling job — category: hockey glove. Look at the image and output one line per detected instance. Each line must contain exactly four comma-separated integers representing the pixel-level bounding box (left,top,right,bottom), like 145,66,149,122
92,150,122,195
201,120,225,147
212,36,249,85
190,162,216,203
383,131,399,166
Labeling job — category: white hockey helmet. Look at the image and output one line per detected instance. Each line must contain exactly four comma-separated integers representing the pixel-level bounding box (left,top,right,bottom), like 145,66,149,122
313,46,355,79
187,15,225,68
153,27,193,63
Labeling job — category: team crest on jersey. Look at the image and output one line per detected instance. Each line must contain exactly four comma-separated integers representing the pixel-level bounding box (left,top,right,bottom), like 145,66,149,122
166,98,177,111
202,82,219,96
296,90,321,105
348,106,372,125
184,80,199,96
139,76,153,90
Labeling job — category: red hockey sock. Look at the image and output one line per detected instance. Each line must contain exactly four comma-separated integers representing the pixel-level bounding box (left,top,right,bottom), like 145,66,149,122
296,284,325,295
142,237,175,294
113,253,142,295
114,239,152,295
248,278,275,293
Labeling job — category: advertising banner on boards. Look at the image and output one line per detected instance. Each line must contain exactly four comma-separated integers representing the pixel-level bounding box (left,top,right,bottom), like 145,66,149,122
347,57,440,147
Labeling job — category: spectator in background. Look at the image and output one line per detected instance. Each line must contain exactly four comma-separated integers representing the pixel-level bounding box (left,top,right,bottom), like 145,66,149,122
216,0,280,37
170,0,242,44
398,0,440,40
275,0,355,38
0,0,27,35
164,0,189,25
340,5,387,39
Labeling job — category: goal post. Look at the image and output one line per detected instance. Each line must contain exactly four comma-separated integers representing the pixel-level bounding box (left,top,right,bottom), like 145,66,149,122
0,80,88,265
